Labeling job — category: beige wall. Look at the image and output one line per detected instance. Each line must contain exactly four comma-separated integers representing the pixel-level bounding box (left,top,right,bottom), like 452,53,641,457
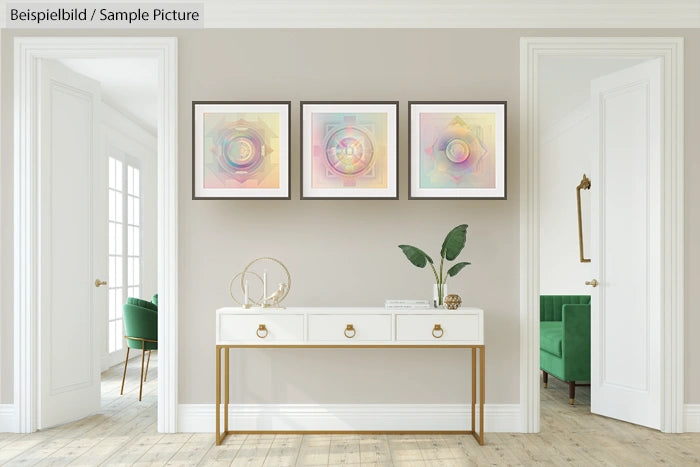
1,29,699,408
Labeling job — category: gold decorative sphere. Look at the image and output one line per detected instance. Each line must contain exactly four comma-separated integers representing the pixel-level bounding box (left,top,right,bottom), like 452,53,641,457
444,294,462,310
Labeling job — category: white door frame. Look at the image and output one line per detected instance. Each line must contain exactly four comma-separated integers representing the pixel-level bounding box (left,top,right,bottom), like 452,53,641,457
519,37,684,433
13,37,178,433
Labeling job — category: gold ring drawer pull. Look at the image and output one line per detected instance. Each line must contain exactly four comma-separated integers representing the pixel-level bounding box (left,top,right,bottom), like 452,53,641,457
432,324,444,339
344,324,356,339
256,324,268,339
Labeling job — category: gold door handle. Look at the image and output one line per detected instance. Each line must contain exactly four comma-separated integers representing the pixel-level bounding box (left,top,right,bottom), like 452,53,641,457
256,324,268,339
432,324,444,339
344,324,355,339
576,174,592,263
94,279,107,288
585,279,599,287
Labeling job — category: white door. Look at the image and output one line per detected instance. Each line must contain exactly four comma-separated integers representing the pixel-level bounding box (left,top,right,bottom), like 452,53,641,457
38,60,106,428
589,59,661,429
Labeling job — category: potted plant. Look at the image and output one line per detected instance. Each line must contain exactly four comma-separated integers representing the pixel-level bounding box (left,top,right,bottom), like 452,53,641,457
398,224,471,307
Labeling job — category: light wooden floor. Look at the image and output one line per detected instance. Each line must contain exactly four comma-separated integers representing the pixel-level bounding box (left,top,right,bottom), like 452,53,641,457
1,358,699,466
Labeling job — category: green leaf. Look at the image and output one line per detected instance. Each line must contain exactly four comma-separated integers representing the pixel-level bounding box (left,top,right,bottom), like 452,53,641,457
447,261,471,277
440,224,468,261
398,245,434,268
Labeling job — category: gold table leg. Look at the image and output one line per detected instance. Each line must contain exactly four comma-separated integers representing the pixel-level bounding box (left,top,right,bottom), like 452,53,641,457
216,346,221,445
468,346,485,446
471,347,476,435
213,344,485,446
225,347,230,434
479,346,485,445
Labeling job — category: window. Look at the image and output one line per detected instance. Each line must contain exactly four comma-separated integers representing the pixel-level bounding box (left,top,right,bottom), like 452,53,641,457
108,155,142,354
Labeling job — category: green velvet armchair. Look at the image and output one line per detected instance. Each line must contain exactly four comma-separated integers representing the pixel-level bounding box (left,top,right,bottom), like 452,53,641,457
121,297,158,401
540,295,591,404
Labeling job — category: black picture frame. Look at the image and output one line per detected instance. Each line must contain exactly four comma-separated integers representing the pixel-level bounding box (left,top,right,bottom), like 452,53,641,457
408,101,507,200
300,101,399,200
192,101,292,200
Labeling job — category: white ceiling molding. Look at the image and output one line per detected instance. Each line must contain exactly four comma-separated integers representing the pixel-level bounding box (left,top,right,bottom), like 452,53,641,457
1,0,699,28
202,0,700,28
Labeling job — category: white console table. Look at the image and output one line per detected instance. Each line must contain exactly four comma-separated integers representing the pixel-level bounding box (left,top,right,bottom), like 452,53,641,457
215,307,485,445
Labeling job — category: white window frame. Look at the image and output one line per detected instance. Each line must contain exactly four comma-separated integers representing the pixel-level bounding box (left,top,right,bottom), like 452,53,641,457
107,153,143,356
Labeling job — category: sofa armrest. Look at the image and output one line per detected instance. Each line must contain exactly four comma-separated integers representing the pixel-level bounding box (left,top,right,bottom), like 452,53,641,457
561,304,591,379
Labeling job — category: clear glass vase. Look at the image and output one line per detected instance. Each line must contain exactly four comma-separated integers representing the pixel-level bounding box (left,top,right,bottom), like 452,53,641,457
433,283,448,308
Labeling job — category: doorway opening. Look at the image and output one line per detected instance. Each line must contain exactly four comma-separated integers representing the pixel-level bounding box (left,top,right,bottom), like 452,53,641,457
519,37,684,434
538,56,652,425
13,37,177,433
42,55,158,426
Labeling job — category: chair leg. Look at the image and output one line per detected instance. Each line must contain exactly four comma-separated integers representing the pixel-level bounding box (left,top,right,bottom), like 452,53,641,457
139,342,146,401
120,347,130,395
569,381,575,405
144,350,151,382
543,370,548,388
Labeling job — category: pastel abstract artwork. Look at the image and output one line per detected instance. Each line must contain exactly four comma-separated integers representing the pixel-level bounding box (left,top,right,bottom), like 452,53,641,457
311,112,388,189
410,102,506,199
419,113,496,188
193,102,290,199
302,102,398,199
203,112,281,189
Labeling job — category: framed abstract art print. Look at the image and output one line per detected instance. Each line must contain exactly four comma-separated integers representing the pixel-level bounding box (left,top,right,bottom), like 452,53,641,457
301,101,399,199
192,101,291,199
409,101,506,199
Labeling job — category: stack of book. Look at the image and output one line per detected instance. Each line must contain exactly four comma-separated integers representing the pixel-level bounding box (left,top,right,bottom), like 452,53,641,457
385,299,431,310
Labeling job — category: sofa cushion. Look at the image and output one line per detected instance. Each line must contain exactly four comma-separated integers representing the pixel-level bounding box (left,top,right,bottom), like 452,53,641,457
540,295,591,321
540,321,563,357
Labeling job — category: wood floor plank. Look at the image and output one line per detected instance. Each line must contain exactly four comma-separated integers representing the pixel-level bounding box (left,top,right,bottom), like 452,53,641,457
196,433,248,466
100,430,164,465
0,433,22,451
294,435,330,466
328,435,361,465
166,433,213,465
414,436,454,461
359,435,392,465
229,435,273,467
387,436,424,464
135,433,193,465
261,435,302,467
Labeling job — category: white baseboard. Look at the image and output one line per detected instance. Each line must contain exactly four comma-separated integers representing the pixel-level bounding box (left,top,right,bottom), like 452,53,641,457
178,403,521,433
4,401,696,432
0,404,16,432
684,404,700,432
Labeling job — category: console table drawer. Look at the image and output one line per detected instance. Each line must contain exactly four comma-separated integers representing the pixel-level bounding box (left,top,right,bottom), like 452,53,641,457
396,314,482,342
308,314,392,342
218,314,304,342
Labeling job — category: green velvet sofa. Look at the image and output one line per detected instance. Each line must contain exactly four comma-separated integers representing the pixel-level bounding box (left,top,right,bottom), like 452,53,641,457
540,295,591,404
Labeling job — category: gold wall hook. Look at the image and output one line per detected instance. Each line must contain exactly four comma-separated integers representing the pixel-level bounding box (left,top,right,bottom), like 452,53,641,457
576,174,592,263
